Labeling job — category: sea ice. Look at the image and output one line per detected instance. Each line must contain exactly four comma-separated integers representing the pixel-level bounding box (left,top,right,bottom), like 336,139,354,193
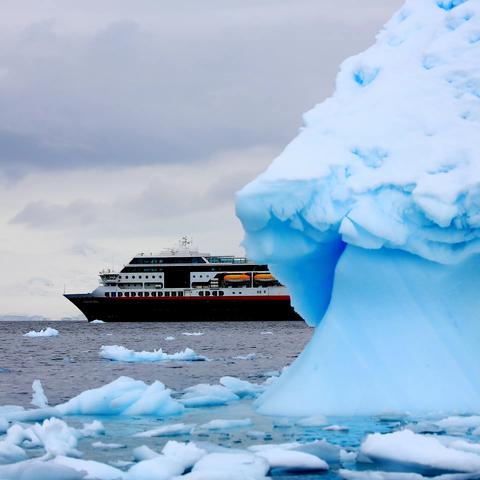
23,327,59,338
161,441,206,470
199,418,253,431
219,376,264,398
232,353,256,360
236,0,480,416
0,459,86,480
181,332,204,336
255,448,328,472
57,376,184,417
165,336,175,341
180,384,239,408
0,440,27,465
134,423,195,438
53,456,125,480
90,320,105,324
99,345,207,362
360,429,480,473
31,379,48,408
127,455,184,480
91,441,126,449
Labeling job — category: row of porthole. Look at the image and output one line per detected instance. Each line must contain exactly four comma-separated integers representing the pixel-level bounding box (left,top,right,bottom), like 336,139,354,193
198,291,224,297
105,291,183,298
122,275,162,280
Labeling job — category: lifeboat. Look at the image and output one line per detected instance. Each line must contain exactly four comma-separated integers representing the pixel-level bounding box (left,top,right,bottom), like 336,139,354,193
254,273,275,282
223,274,250,283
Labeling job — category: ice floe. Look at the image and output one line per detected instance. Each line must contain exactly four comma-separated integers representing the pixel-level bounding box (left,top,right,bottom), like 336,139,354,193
23,327,59,338
360,429,480,473
90,320,105,324
181,332,204,336
134,423,195,438
180,384,239,408
99,345,207,362
91,441,126,449
199,418,253,431
31,379,48,408
57,376,184,417
256,448,328,472
219,376,264,398
232,353,256,360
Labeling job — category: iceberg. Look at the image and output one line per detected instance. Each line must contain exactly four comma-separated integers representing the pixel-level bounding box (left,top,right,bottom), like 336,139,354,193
23,328,59,338
236,0,480,415
31,380,48,408
99,345,207,362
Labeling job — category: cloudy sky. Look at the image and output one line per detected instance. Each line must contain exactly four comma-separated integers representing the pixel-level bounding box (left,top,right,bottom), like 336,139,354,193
0,0,402,319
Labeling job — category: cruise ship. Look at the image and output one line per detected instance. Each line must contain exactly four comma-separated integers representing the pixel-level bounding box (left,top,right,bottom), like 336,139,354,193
64,239,301,322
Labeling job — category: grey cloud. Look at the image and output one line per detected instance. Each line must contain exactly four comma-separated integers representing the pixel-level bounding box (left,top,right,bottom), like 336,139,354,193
0,0,402,177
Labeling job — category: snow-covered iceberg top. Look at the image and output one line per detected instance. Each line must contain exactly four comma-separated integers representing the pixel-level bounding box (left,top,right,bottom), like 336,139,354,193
23,327,59,338
99,345,207,362
237,0,480,267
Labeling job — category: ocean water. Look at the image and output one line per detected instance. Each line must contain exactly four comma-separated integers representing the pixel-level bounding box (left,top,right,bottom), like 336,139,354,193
0,321,476,479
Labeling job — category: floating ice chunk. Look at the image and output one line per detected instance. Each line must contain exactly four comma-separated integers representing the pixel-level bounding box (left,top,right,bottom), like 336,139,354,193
323,424,349,431
161,441,206,470
186,452,269,480
57,376,184,417
24,327,59,337
99,345,207,362
361,429,480,473
256,448,328,472
133,445,159,462
92,441,126,449
180,384,239,408
90,320,105,324
295,416,328,427
232,353,256,360
339,470,424,479
272,418,295,428
0,440,27,464
30,418,82,458
260,331,273,335
31,379,48,408
165,336,175,341
0,459,86,480
435,416,480,434
181,332,204,336
79,420,105,438
200,419,253,431
219,376,264,398
4,407,61,423
134,423,195,438
0,417,8,434
128,455,184,480
53,456,125,480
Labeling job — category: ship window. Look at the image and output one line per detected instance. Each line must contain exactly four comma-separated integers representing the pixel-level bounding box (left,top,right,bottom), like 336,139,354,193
158,292,163,297
105,292,110,297
125,276,129,279
165,291,170,297
125,292,130,297
118,292,123,297
212,291,217,296
131,292,136,297
138,292,143,297
205,291,210,297
145,292,149,297
152,292,156,297
111,292,116,298
171,291,176,297
199,291,204,297
219,291,224,296
132,276,135,279
178,291,183,297
145,275,148,279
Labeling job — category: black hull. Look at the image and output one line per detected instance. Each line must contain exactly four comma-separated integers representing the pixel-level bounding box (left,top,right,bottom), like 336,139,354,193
64,294,302,322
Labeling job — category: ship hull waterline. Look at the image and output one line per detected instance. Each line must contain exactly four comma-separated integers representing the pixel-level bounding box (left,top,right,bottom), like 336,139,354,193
65,294,303,322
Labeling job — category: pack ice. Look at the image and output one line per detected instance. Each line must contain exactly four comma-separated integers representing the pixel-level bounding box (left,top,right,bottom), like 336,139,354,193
236,0,480,415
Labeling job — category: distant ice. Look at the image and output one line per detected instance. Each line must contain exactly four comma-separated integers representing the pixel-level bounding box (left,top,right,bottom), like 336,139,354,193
323,424,349,432
256,448,328,472
219,376,264,398
181,332,204,336
90,320,105,324
260,331,273,335
23,327,59,338
134,423,195,438
165,336,175,341
295,416,329,428
232,353,256,360
99,345,207,362
91,441,126,449
199,419,253,431
31,380,48,409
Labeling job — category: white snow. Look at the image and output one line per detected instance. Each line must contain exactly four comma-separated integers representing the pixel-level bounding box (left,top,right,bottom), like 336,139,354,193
99,345,207,362
53,456,125,480
199,418,253,431
360,429,480,473
24,327,59,338
0,459,85,480
134,423,195,438
180,384,239,408
92,441,126,449
181,332,204,336
31,379,48,408
90,320,105,324
133,445,159,462
165,336,175,341
57,376,184,417
161,441,206,470
127,455,184,480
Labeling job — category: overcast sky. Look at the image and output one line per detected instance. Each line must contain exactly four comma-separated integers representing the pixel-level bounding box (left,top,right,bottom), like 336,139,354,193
0,0,402,319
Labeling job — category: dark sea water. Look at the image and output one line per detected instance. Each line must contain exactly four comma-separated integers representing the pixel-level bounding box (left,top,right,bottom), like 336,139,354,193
0,320,312,407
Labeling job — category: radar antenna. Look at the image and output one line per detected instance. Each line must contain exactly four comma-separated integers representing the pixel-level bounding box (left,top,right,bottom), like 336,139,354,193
179,236,193,251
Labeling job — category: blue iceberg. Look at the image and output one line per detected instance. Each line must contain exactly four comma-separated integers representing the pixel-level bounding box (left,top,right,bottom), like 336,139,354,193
236,0,480,416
